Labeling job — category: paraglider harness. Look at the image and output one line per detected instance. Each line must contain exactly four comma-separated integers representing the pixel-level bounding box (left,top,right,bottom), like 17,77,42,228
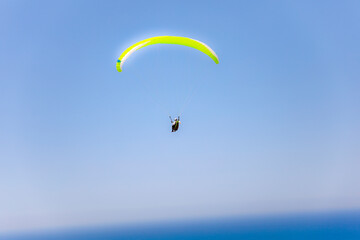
169,116,180,132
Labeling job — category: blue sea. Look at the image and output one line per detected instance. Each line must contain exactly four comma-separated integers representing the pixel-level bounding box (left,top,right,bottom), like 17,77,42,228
3,211,360,240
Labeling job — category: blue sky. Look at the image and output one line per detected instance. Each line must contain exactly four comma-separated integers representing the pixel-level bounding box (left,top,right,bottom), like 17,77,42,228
0,0,360,233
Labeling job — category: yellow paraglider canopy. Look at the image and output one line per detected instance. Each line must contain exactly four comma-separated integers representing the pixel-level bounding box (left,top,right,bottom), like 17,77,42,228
116,36,219,72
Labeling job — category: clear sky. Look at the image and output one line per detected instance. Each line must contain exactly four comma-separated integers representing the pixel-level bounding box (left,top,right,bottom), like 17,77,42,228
1,0,360,233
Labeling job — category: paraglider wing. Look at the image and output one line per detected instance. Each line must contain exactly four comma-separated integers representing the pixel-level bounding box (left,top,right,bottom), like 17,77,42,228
116,36,219,72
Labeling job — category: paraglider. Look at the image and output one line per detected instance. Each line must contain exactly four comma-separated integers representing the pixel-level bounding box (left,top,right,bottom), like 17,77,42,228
116,36,219,132
116,36,219,72
169,116,181,132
